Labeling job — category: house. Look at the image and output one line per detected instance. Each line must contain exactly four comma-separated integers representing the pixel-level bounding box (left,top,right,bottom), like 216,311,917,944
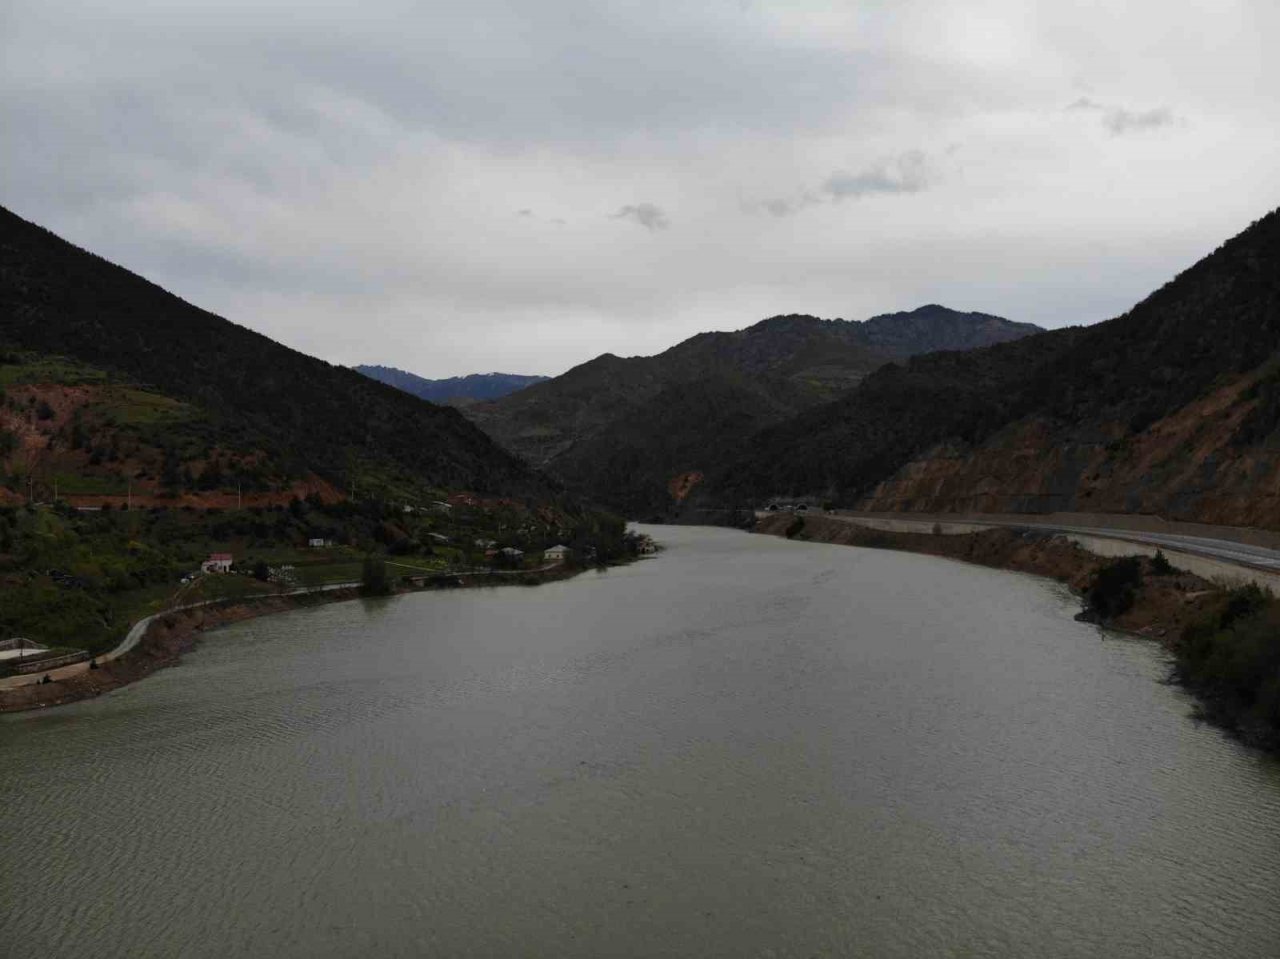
498,547,524,560
307,538,331,548
544,544,570,562
201,552,233,573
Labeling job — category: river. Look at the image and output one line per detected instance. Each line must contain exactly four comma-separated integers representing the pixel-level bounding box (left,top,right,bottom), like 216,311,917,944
3,526,1279,957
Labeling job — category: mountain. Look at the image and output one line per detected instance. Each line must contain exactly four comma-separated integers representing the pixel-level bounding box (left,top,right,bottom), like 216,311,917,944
353,366,547,406
466,306,1040,515
0,205,553,504
707,207,1280,530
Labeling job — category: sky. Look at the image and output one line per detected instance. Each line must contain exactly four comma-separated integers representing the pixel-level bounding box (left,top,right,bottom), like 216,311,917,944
3,1,1278,378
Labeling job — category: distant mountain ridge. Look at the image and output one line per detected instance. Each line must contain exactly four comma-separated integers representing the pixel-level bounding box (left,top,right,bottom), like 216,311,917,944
704,207,1280,530
466,305,1041,515
354,366,547,406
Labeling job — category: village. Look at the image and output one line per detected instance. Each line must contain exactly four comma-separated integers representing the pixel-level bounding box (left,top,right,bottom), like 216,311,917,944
0,491,658,683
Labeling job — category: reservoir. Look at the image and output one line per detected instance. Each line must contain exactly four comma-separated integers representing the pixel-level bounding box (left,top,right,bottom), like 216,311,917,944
3,526,1279,957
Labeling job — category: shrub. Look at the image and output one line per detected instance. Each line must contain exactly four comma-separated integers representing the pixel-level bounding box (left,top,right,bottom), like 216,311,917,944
1150,549,1174,575
1176,587,1280,743
1086,556,1143,619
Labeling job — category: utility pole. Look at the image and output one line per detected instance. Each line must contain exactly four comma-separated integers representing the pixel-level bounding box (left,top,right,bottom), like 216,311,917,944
127,479,132,512
237,483,242,510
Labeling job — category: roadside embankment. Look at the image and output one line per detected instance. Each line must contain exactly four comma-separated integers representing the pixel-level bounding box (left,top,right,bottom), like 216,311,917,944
757,513,1215,639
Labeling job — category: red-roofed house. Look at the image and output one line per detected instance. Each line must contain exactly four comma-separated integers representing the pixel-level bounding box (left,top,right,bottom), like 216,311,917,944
202,552,233,574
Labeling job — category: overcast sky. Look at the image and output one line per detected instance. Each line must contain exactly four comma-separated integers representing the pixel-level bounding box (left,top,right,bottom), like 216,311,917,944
3,1,1277,377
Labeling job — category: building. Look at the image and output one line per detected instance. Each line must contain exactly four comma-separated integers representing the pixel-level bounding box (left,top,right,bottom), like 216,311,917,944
202,552,233,573
544,544,570,562
307,538,331,548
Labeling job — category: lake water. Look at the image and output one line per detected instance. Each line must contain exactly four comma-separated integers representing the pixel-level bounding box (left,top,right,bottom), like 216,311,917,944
3,526,1279,958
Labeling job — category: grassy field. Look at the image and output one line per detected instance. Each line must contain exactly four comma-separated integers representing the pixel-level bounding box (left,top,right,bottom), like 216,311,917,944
0,353,108,386
101,387,194,425
51,471,130,495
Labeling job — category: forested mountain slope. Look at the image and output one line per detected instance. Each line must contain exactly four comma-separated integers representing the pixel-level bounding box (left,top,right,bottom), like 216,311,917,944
0,205,551,502
709,207,1280,529
467,306,1039,515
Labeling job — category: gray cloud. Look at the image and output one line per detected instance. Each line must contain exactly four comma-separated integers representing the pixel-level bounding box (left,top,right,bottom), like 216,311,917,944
0,0,1272,379
611,203,670,231
822,151,931,200
1068,97,1176,135
754,152,931,217
762,197,804,217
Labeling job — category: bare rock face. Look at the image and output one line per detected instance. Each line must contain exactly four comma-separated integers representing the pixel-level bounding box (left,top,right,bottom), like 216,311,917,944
858,375,1280,530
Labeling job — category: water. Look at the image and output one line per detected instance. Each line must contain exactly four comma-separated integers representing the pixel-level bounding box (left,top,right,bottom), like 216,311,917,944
3,526,1279,958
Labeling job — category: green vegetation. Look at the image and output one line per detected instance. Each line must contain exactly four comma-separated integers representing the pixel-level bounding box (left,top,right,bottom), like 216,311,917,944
1084,556,1144,620
0,494,632,661
1176,585,1280,749
360,556,392,595
0,350,108,386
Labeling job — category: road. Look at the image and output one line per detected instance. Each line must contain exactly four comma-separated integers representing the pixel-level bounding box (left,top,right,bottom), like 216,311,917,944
0,581,360,691
766,511,1280,577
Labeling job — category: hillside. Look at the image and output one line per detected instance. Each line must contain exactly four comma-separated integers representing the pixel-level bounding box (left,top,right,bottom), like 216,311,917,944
353,366,547,406
467,306,1039,514
0,205,552,503
708,207,1280,529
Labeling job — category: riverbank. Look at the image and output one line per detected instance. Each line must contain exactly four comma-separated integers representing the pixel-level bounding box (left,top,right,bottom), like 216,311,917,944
756,512,1280,753
0,563,592,713
757,513,1212,636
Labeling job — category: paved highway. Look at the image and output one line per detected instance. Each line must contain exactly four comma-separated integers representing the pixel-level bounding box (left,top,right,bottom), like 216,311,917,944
768,510,1280,576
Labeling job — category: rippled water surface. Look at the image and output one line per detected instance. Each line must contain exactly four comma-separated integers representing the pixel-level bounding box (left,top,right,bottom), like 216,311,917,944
3,526,1279,958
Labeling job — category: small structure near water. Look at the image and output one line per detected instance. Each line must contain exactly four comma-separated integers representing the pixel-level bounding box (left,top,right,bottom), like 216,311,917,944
0,638,90,676
202,552,233,573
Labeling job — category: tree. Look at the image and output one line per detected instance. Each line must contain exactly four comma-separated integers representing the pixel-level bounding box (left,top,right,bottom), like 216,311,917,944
361,555,392,595
1086,556,1143,620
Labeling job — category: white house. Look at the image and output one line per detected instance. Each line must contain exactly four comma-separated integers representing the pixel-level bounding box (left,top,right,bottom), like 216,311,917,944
544,544,570,562
308,538,330,548
201,552,233,573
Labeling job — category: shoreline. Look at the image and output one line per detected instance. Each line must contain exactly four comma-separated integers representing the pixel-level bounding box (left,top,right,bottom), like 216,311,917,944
754,512,1280,754
754,512,1202,636
0,563,591,714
